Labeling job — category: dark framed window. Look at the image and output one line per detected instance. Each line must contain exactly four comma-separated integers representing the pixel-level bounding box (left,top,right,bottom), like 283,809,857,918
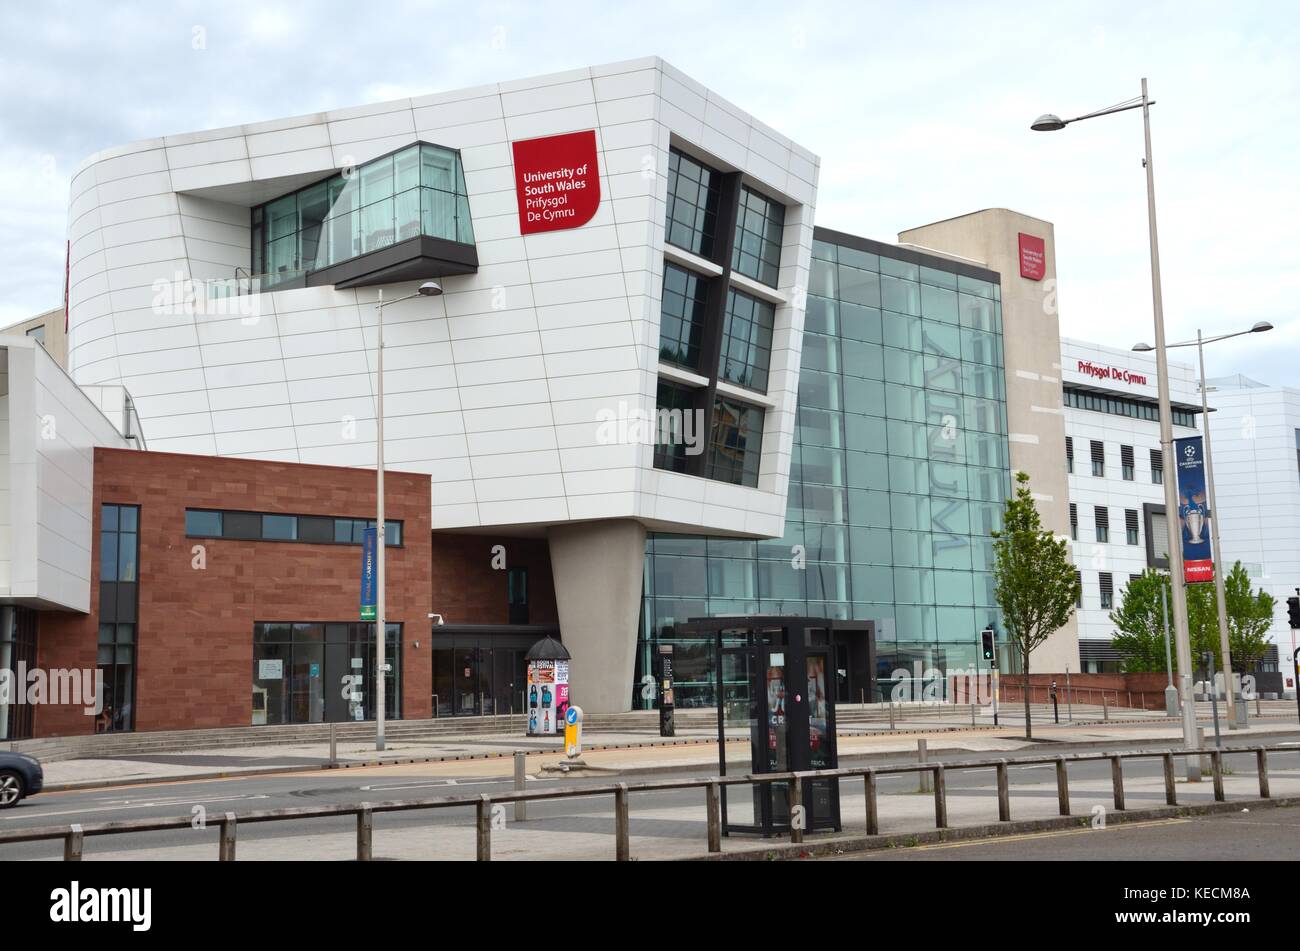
98,503,140,733
1095,506,1109,543
1150,448,1164,484
653,379,700,474
1069,502,1078,541
658,263,710,370
252,621,401,725
186,509,401,546
1099,572,1114,610
1090,440,1105,477
100,503,139,583
1125,509,1139,546
1121,444,1135,481
665,148,722,259
1064,387,1196,428
718,288,775,393
508,567,529,625
1075,570,1083,608
731,186,785,286
705,397,765,488
1065,435,1074,474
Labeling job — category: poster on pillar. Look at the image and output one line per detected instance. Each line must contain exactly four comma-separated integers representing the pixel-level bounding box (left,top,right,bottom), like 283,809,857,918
527,660,567,736
1174,435,1214,584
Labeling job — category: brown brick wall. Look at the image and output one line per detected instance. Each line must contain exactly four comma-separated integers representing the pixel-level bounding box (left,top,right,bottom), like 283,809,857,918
430,535,557,626
36,448,433,736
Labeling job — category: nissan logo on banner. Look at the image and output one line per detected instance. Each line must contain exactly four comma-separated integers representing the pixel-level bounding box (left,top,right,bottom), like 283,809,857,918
1174,435,1214,584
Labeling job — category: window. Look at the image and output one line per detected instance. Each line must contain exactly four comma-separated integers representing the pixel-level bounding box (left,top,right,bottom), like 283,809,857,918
653,379,698,474
665,148,722,259
718,288,775,392
658,264,709,370
706,397,764,488
1094,506,1109,543
1125,509,1139,546
1121,444,1134,481
1099,572,1114,610
252,142,473,288
185,509,402,546
1065,435,1074,474
98,503,140,733
1063,387,1196,427
252,621,401,724
731,186,785,286
1075,570,1083,608
1150,448,1163,484
1090,440,1105,477
508,567,529,625
100,503,139,583
1069,502,1078,541
1295,429,1300,482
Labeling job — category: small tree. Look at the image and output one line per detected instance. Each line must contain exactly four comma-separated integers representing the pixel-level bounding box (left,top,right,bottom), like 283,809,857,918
1223,562,1275,672
1110,570,1174,673
992,472,1081,739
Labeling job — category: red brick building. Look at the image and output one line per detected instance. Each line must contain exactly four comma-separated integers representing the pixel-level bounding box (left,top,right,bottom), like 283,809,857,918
31,448,558,737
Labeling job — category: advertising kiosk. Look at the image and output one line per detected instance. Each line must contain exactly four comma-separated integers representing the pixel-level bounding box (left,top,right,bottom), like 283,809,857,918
524,636,570,737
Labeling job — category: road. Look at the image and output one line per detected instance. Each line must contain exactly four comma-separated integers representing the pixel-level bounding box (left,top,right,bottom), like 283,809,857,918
1,738,1296,860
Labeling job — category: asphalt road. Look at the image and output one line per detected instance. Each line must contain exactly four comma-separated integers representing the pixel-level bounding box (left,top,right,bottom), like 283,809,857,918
835,805,1300,860
1,739,1296,860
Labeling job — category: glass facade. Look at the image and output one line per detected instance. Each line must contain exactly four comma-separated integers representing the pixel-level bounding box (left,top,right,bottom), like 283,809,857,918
718,288,775,393
665,148,722,259
658,263,709,371
731,186,785,286
639,232,1011,707
252,621,400,725
252,142,473,288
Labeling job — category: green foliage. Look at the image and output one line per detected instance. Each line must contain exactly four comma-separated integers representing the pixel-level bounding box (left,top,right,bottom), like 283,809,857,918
1109,569,1174,673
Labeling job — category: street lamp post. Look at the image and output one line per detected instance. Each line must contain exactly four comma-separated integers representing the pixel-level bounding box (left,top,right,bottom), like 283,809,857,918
1135,320,1273,729
1031,79,1200,755
373,281,443,751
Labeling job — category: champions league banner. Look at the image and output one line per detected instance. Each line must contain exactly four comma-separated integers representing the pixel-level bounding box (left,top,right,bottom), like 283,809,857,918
1174,436,1214,584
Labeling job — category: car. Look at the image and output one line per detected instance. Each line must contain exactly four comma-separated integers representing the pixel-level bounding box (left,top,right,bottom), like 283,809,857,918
0,751,44,809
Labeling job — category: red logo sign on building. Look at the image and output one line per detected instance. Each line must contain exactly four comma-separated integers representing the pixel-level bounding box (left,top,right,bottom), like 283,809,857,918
512,130,601,236
1018,232,1046,281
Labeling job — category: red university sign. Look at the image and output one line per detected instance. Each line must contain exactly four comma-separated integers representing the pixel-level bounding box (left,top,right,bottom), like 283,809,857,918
1018,232,1046,281
512,130,601,236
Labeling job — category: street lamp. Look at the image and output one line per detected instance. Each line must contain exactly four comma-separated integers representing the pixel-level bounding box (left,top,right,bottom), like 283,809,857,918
373,280,442,751
1031,79,1205,756
1133,320,1273,728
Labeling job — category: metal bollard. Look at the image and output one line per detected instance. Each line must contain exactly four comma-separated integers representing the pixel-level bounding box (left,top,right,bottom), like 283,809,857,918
64,824,84,862
1256,748,1270,799
1163,752,1177,805
933,764,947,829
514,751,527,822
996,760,1011,821
219,812,237,861
1055,757,1070,816
864,770,879,835
789,777,804,845
614,783,630,861
706,782,722,853
1210,750,1225,802
917,739,930,793
1110,755,1125,810
889,702,896,731
1102,696,1110,722
329,721,337,765
476,796,492,861
970,703,976,727
356,805,373,861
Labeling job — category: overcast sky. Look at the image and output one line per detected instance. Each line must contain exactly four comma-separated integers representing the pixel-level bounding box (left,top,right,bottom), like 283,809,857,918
1,0,1295,381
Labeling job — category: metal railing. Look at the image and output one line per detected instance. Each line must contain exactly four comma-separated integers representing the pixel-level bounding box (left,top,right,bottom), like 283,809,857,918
1,744,1293,862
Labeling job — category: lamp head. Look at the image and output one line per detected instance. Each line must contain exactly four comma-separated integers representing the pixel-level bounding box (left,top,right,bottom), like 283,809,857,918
1132,342,1154,352
1250,321,1273,333
418,281,443,297
1030,114,1068,132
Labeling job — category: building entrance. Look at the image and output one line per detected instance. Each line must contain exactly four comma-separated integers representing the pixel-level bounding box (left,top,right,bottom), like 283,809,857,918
431,625,559,717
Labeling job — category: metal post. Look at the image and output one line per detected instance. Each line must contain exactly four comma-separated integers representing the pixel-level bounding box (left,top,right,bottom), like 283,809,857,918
996,760,1011,821
933,764,947,829
916,739,930,793
1186,727,1203,782
476,796,492,861
1162,752,1177,805
1256,748,1270,799
614,783,630,861
788,777,804,845
1210,749,1225,802
864,770,879,835
329,721,337,765
64,824,84,862
1102,695,1109,722
706,782,722,852
375,289,386,752
1110,755,1125,810
1065,665,1073,721
1161,584,1178,717
1206,651,1222,748
1196,329,1236,728
219,813,237,861
970,702,976,727
513,751,527,822
888,701,896,731
356,805,373,861
1054,757,1070,816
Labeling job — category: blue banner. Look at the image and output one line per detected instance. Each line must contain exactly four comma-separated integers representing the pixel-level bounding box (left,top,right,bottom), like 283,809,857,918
1173,436,1214,583
360,526,377,620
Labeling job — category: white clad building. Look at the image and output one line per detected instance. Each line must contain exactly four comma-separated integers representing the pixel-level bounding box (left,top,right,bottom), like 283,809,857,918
62,57,819,710
1061,338,1201,671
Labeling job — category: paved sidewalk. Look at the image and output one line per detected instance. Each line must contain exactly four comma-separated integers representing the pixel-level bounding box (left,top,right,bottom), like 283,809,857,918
38,717,1300,790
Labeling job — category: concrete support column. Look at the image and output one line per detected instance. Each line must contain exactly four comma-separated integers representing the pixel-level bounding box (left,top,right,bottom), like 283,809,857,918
547,519,646,713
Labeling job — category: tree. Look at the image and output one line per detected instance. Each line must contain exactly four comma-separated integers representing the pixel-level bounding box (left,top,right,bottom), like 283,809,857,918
1109,569,1174,673
992,472,1081,739
1223,562,1275,672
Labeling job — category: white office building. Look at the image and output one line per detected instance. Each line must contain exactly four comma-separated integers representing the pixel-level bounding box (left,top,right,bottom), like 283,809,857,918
1060,338,1201,671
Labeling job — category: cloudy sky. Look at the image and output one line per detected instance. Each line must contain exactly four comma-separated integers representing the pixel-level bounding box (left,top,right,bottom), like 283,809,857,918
1,0,1295,381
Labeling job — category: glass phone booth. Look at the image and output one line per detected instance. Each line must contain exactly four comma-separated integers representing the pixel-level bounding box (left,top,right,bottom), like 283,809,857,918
675,616,841,837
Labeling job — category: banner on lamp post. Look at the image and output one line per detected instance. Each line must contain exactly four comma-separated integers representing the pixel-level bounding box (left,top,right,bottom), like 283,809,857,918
360,526,377,620
1174,435,1214,584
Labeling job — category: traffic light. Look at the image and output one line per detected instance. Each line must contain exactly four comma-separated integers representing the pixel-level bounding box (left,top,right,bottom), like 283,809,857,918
1288,596,1300,629
981,628,995,662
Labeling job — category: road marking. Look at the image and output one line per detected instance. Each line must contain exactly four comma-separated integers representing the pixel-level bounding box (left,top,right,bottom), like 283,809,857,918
4,793,270,822
359,778,524,792
862,818,1189,855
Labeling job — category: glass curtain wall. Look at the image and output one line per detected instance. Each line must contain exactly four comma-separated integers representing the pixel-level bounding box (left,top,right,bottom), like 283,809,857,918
639,234,1011,707
252,622,401,725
